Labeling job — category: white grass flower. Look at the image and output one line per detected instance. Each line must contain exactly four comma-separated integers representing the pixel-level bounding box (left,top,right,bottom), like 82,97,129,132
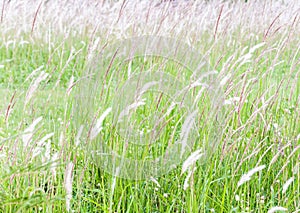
0,152,6,159
223,97,247,105
179,110,197,157
59,132,65,147
220,73,231,86
87,37,100,63
75,125,83,147
282,177,294,194
43,140,51,162
111,166,119,193
5,40,15,48
223,98,238,105
183,166,197,190
51,152,59,180
237,165,266,187
249,42,266,54
267,206,288,213
37,133,54,147
150,177,161,188
181,149,203,175
293,162,299,175
24,66,43,83
64,161,74,212
165,102,178,117
32,147,43,159
25,71,48,106
19,40,29,46
22,116,43,147
66,75,74,96
118,100,145,122
137,81,158,98
239,53,252,65
190,71,218,88
32,132,54,160
127,60,132,76
90,108,112,140
249,42,265,54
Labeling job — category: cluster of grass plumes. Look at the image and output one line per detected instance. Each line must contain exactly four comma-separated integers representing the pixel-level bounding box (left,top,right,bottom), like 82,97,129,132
1,0,299,39
0,0,299,212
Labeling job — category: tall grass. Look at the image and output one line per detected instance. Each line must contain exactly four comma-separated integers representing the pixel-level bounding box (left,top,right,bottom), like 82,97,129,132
0,0,299,212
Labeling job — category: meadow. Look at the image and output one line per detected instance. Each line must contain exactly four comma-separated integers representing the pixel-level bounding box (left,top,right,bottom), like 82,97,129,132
0,0,299,212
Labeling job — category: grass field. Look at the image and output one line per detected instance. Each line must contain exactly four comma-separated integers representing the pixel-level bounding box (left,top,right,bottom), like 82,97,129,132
0,0,299,212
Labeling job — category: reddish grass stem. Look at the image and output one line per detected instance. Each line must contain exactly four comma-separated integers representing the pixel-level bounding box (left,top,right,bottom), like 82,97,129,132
31,1,43,34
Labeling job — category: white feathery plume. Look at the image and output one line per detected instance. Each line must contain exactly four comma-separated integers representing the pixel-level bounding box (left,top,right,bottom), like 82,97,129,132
32,132,54,160
220,73,232,86
190,70,218,88
43,140,51,162
183,166,197,190
181,149,203,175
22,116,43,147
267,206,288,213
293,162,299,175
87,37,100,63
51,152,59,181
150,177,161,188
31,147,43,159
249,42,265,54
25,71,48,106
111,166,119,193
90,107,112,140
224,97,248,105
24,66,44,83
137,81,158,98
64,161,74,212
165,101,178,117
282,177,294,194
59,132,64,147
75,125,83,147
66,75,74,96
179,110,197,157
237,165,266,187
37,133,55,147
117,100,145,122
